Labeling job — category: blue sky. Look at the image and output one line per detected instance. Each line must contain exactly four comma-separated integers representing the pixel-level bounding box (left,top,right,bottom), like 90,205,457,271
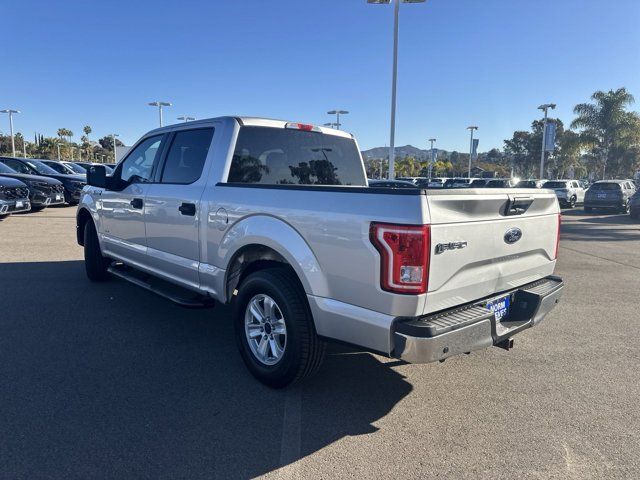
2,0,639,151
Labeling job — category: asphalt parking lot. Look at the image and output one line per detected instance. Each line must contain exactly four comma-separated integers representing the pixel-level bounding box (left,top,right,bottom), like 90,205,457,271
1,207,639,479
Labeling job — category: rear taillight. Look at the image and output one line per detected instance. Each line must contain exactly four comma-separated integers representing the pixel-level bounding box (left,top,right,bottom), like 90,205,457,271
554,213,561,259
370,223,430,294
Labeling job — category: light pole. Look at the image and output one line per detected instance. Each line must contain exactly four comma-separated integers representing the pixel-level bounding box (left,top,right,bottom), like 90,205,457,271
111,134,120,161
22,136,27,158
57,143,62,160
467,126,478,177
0,109,20,157
70,146,75,161
323,122,338,129
428,138,436,177
538,103,556,179
327,110,348,130
177,115,195,123
148,101,172,127
368,0,426,179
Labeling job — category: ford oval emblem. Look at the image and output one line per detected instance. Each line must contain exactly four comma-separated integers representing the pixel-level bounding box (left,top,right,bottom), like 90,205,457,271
504,227,522,244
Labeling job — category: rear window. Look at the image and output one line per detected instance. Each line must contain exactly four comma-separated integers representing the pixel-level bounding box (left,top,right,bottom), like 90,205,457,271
590,182,621,191
543,181,567,189
516,180,537,188
227,127,365,186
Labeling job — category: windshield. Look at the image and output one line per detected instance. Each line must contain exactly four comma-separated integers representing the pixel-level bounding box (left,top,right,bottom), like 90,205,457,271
0,162,16,174
64,163,87,174
26,160,59,175
228,127,366,186
542,181,568,189
589,182,622,191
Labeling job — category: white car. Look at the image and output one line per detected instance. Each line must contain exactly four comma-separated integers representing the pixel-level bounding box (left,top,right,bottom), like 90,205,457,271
77,116,564,387
543,179,585,208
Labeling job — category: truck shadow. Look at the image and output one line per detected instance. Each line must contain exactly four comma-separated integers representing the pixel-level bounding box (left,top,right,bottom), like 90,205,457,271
0,260,412,479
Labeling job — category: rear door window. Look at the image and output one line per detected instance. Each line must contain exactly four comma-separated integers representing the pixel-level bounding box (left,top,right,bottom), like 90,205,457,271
227,126,366,186
160,128,214,184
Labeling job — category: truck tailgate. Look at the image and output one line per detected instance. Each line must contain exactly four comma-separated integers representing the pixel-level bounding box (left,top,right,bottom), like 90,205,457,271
424,189,560,314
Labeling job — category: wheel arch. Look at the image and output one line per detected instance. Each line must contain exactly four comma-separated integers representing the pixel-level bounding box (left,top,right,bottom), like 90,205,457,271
219,215,330,302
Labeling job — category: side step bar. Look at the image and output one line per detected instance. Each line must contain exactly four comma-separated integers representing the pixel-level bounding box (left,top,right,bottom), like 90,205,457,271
108,265,216,309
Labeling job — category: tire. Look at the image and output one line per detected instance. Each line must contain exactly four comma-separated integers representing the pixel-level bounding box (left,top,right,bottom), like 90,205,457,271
84,220,110,282
620,202,630,214
234,268,326,388
569,196,576,208
0,214,8,220
584,206,593,213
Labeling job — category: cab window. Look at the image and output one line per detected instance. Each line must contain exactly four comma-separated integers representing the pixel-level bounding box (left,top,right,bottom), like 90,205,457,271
160,128,214,184
120,135,163,183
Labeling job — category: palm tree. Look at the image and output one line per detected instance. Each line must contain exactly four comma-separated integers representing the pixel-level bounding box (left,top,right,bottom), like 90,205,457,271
571,88,640,178
83,125,92,138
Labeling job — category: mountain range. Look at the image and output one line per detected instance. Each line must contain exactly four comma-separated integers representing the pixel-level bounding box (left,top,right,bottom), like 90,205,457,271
361,145,450,160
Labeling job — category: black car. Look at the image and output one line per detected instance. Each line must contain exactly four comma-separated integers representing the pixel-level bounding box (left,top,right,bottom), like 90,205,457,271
0,161,65,210
0,157,86,205
0,176,31,219
630,190,640,220
39,159,77,175
584,180,636,213
75,162,114,174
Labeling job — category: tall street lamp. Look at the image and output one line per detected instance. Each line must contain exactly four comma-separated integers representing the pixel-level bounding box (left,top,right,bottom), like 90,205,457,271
148,101,172,127
538,103,556,179
177,115,195,123
327,110,348,130
428,138,436,177
323,122,338,129
111,133,120,161
367,0,427,179
0,109,20,157
57,143,62,160
467,126,478,177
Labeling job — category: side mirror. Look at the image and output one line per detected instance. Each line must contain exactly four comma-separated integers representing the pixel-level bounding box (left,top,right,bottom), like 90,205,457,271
87,165,108,188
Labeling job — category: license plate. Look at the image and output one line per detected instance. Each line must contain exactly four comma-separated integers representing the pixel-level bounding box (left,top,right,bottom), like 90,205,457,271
487,295,511,321
16,201,23,208
55,194,62,201
597,193,607,199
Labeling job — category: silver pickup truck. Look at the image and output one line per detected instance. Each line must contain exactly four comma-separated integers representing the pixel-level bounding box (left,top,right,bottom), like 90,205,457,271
77,117,564,387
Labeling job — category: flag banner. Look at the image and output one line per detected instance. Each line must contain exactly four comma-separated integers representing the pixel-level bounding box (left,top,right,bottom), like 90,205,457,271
431,148,438,162
544,122,556,152
472,139,479,159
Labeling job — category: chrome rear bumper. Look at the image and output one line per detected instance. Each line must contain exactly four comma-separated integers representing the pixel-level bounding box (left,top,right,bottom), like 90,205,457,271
392,276,564,363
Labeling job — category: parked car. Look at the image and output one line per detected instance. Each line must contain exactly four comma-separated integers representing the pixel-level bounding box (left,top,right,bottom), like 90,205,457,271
0,161,65,210
368,179,417,189
516,179,547,188
78,116,563,387
396,177,425,185
75,162,114,174
0,157,86,205
469,178,489,187
61,161,88,175
484,178,517,188
630,190,640,219
423,177,447,188
542,180,585,208
584,180,636,214
0,176,31,219
444,178,473,189
39,159,77,175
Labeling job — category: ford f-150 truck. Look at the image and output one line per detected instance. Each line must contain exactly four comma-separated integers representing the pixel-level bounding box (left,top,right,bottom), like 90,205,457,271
77,117,564,387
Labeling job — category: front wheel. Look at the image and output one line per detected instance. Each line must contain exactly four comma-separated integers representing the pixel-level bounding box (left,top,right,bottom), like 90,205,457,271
569,196,576,208
84,220,111,281
234,268,326,388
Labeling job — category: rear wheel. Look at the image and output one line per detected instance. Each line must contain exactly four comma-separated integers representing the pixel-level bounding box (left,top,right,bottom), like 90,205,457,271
620,202,631,214
234,268,326,388
84,220,110,281
569,196,576,208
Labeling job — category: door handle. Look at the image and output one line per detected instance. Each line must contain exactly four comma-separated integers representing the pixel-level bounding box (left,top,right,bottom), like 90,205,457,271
179,202,196,216
130,198,144,209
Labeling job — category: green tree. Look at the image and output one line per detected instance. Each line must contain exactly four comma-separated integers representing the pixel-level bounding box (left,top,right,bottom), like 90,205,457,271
571,88,640,178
